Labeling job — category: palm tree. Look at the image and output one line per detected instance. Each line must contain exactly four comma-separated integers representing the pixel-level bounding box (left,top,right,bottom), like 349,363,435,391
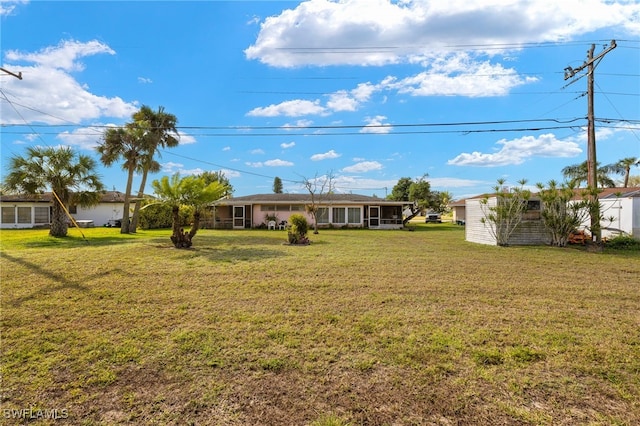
2,146,104,237
607,157,640,188
128,106,179,232
97,123,147,234
151,173,226,248
561,161,616,188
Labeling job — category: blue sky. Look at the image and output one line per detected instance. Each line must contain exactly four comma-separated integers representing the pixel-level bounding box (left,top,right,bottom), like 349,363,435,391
1,0,639,200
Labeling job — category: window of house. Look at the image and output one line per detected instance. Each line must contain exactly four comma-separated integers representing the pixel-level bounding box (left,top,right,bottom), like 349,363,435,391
17,207,31,223
276,205,290,211
347,207,361,224
527,200,541,210
317,207,329,224
523,199,542,220
68,205,77,214
34,206,50,223
1,207,15,224
332,207,346,224
290,204,304,211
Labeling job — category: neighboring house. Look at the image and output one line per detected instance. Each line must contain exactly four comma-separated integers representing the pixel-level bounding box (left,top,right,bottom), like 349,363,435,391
449,198,468,225
0,191,127,229
210,193,409,230
464,187,640,246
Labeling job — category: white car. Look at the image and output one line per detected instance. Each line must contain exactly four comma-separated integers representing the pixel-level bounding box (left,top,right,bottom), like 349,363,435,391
425,213,442,223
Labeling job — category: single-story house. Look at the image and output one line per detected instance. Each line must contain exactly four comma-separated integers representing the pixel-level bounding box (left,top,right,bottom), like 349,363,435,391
464,187,640,245
449,198,468,225
210,193,410,230
0,191,127,229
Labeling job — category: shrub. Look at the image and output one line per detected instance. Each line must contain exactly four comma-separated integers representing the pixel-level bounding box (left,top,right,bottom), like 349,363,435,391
139,202,193,229
287,213,310,245
606,235,640,250
138,203,173,229
288,214,308,237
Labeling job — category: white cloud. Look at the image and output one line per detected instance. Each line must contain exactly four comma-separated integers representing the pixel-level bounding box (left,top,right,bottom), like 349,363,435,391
0,0,26,17
217,168,241,178
6,39,114,71
159,162,204,176
162,162,184,172
385,55,538,97
311,149,341,161
176,131,196,145
330,175,398,193
251,149,265,155
245,159,294,168
223,146,231,151
1,40,138,125
56,125,105,150
447,133,582,167
326,90,359,112
281,141,296,149
246,99,326,117
265,159,294,167
427,177,489,188
360,116,393,134
342,161,383,173
138,77,153,84
282,119,314,130
245,0,640,68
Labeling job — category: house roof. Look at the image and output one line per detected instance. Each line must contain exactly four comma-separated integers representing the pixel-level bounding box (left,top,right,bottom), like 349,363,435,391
455,187,640,205
0,191,131,203
214,193,408,206
581,187,640,199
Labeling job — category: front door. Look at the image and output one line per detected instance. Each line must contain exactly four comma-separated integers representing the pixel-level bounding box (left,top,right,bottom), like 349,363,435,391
233,206,245,229
368,206,380,228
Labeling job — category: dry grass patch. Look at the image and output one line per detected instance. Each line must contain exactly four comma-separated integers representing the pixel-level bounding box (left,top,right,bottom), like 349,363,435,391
1,225,639,425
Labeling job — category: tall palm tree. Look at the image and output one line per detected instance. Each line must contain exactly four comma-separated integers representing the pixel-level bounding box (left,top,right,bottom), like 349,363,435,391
3,146,104,237
97,123,147,234
607,157,640,188
561,161,616,188
128,106,179,232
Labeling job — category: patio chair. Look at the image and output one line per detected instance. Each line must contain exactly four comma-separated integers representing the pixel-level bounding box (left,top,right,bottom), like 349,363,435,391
268,220,276,230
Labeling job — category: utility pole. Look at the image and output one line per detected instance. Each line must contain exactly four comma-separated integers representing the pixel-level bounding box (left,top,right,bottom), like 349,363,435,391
564,40,616,246
0,67,23,80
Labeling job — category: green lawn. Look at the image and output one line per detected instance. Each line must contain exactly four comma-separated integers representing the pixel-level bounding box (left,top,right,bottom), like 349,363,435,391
1,225,639,425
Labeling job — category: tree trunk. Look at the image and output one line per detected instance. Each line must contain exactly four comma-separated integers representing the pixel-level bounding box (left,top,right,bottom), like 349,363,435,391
170,205,192,248
129,168,149,233
623,169,629,188
120,164,135,234
49,200,69,237
187,211,201,240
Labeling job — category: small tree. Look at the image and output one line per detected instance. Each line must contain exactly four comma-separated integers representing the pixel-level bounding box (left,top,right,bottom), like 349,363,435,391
151,173,226,248
301,171,334,234
408,175,432,212
273,176,283,194
536,180,589,247
480,178,531,246
388,177,413,201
